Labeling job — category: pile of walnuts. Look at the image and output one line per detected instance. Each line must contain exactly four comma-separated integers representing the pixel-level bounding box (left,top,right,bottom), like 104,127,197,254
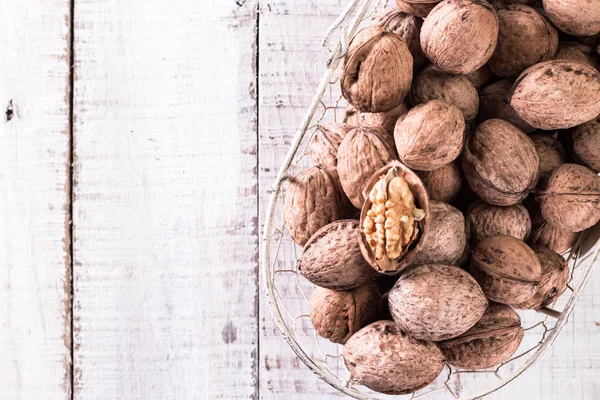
285,0,600,395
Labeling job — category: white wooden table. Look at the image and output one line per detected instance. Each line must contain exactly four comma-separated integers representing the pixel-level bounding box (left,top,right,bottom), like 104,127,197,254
0,1,598,399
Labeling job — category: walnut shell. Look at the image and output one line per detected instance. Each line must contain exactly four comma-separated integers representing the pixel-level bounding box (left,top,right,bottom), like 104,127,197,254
530,133,566,183
542,0,600,37
570,116,600,173
410,66,480,120
535,163,600,232
462,119,539,206
478,79,535,133
529,221,580,253
394,100,465,171
513,245,569,309
420,0,499,75
395,0,440,18
555,42,599,68
298,220,378,290
389,264,488,341
466,201,531,246
343,103,408,137
470,235,542,306
417,160,463,203
439,303,524,369
309,123,354,167
509,60,600,130
341,26,413,112
343,321,445,395
309,282,382,344
488,0,539,8
489,5,558,78
464,64,495,91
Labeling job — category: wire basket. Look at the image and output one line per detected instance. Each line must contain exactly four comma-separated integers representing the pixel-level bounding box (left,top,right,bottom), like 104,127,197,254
261,0,600,398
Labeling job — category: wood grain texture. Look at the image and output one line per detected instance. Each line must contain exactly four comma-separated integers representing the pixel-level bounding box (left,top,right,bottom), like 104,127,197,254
72,1,258,398
0,1,72,399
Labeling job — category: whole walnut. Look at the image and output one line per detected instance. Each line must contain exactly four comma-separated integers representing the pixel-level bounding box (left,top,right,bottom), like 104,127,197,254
466,201,531,246
420,0,499,75
410,66,479,120
439,303,524,369
309,123,353,167
542,0,600,37
478,80,535,133
298,220,378,290
343,321,445,395
470,235,542,306
529,221,580,253
284,166,347,246
464,64,495,91
372,9,428,71
309,282,382,344
509,60,600,130
489,5,558,78
417,160,463,203
343,103,408,137
341,26,413,113
555,42,599,69
530,133,566,182
337,127,397,208
570,116,600,173
462,119,539,206
389,264,488,341
535,163,600,232
394,100,465,171
514,245,569,309
395,0,440,18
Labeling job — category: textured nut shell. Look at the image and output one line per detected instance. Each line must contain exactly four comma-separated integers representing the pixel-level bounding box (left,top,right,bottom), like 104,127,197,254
343,321,445,395
478,79,535,133
439,303,524,369
535,163,600,232
514,246,569,309
542,0,600,36
309,283,382,344
344,103,409,137
395,0,440,18
470,235,542,305
420,0,499,74
555,42,599,68
309,123,354,167
466,201,531,246
571,116,600,172
530,133,566,181
338,127,397,208
411,66,480,120
359,162,431,274
394,100,465,171
509,60,600,130
298,220,378,290
341,26,413,112
411,202,467,265
389,264,488,341
489,5,558,78
488,0,539,9
462,119,539,206
464,64,494,91
417,160,463,202
529,221,580,253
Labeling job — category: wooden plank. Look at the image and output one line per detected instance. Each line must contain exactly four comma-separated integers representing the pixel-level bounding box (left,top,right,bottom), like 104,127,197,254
72,1,258,398
0,1,72,399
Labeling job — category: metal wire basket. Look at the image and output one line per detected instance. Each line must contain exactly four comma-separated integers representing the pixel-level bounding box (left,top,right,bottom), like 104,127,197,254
261,0,600,398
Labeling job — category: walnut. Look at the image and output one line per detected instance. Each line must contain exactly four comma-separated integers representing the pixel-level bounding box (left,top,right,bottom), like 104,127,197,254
555,42,599,69
570,116,600,173
394,100,465,171
395,0,440,18
439,303,524,369
420,0,499,74
530,133,566,184
470,235,542,306
417,160,463,203
509,60,600,130
542,0,600,37
389,264,488,341
410,66,479,120
464,64,494,91
462,119,539,206
343,103,408,137
341,26,413,113
535,163,600,233
478,79,535,133
309,123,353,167
309,282,382,344
489,5,558,78
359,162,430,275
466,201,531,246
529,221,580,253
343,321,445,395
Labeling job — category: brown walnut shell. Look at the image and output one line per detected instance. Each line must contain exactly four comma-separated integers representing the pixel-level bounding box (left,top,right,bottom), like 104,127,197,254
389,264,488,341
343,321,445,395
395,0,440,18
535,163,600,232
466,200,531,246
417,160,463,203
529,221,580,253
570,116,600,173
470,235,542,306
439,303,524,369
341,26,413,113
488,0,538,8
478,79,535,133
530,133,566,182
309,123,354,167
343,103,409,137
464,64,495,91
555,42,599,69
394,100,465,171
509,60,600,130
489,5,558,78
410,66,480,120
420,0,499,75
298,220,378,290
337,127,397,208
542,0,600,37
309,282,382,344
462,119,539,206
